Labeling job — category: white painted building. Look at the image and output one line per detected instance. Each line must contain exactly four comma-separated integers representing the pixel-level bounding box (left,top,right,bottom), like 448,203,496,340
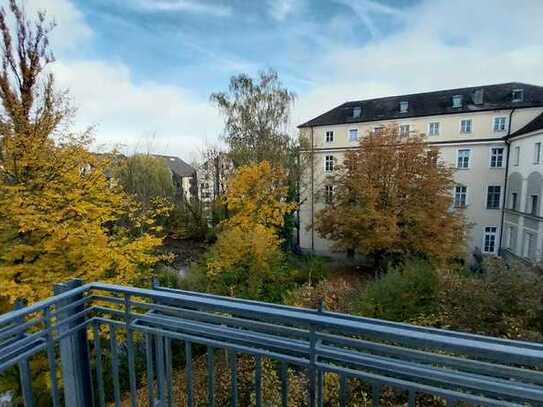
298,82,543,261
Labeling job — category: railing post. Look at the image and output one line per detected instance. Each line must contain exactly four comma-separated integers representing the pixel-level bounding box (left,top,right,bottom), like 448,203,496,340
14,299,34,407
54,279,93,407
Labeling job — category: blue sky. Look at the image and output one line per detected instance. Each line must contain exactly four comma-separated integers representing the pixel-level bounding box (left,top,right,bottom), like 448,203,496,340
14,0,543,161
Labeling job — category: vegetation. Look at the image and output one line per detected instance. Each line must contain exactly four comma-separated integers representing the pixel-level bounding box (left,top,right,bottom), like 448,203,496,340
0,1,163,304
315,126,466,265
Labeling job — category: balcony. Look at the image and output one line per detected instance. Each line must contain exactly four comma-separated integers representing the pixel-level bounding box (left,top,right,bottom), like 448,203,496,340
1,279,543,406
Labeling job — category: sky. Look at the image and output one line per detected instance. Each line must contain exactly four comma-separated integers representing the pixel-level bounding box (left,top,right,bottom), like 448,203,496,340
10,0,543,161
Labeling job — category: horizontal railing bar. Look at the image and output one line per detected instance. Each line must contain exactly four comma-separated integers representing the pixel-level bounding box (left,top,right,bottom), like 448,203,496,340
0,342,47,374
131,299,309,339
316,362,524,407
92,317,310,368
88,283,543,366
319,332,543,385
317,346,543,402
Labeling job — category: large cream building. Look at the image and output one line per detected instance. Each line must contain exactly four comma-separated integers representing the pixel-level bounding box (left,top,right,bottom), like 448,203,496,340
298,82,543,261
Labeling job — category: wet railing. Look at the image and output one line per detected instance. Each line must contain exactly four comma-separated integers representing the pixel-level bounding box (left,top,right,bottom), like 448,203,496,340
1,279,543,406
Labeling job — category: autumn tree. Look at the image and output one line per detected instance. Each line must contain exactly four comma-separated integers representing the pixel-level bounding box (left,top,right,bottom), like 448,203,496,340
314,127,466,265
210,69,296,168
0,1,163,303
198,161,297,300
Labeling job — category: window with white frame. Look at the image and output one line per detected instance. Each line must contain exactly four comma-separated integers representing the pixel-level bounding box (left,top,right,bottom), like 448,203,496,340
483,226,497,254
399,124,410,137
456,149,471,169
352,106,361,118
374,126,384,135
324,185,334,204
460,119,472,134
454,185,467,208
530,195,539,216
490,147,504,168
507,226,517,251
511,192,518,210
494,117,506,132
325,131,334,143
486,185,501,209
512,89,524,103
535,142,541,164
428,122,440,136
325,155,334,172
349,129,359,142
452,95,463,108
400,101,408,113
513,146,520,166
523,231,536,259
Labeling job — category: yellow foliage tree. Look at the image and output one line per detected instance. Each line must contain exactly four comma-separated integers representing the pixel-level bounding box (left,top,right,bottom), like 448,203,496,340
201,161,297,300
0,1,163,303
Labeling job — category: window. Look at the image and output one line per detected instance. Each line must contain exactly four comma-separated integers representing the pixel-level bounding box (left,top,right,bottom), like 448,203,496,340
512,89,524,102
535,142,541,164
494,117,506,132
374,126,384,135
511,192,518,210
486,186,501,209
490,147,504,168
324,185,334,204
530,195,539,216
325,131,334,143
523,232,536,259
427,150,438,166
428,122,440,136
349,129,359,142
456,149,471,169
452,95,463,108
454,185,467,208
400,101,408,113
483,226,497,254
460,119,472,134
352,106,361,118
325,155,334,172
513,146,520,166
399,124,410,137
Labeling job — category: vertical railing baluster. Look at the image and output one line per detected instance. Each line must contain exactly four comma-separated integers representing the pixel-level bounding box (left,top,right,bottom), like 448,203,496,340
229,350,238,407
255,355,262,407
409,390,416,407
340,375,348,407
145,333,155,407
43,306,60,407
156,336,168,406
372,383,381,407
207,346,216,407
317,369,323,407
308,324,317,407
14,300,33,407
281,362,288,407
185,341,193,407
124,295,137,407
165,337,173,407
93,322,106,407
110,324,121,407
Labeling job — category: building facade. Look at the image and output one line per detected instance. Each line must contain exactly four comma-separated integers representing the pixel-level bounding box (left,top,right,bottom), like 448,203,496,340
298,82,543,261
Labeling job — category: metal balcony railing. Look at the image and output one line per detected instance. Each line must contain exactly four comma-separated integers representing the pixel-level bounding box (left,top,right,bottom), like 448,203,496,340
1,279,543,406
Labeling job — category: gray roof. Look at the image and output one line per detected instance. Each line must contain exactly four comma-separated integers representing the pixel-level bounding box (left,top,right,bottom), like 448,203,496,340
153,154,195,178
298,82,543,128
510,112,543,138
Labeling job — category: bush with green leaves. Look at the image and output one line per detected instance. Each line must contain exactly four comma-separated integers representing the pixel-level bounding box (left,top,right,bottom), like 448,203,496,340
353,259,439,322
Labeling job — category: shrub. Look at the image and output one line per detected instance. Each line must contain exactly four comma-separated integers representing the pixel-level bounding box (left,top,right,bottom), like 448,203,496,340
433,258,543,340
353,259,439,322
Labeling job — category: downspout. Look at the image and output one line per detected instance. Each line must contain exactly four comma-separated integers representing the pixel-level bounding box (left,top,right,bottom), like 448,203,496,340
498,108,516,254
310,127,315,253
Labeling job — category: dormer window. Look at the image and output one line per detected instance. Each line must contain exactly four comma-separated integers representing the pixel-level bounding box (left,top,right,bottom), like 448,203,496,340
400,101,408,113
352,106,361,118
452,95,463,108
512,89,524,102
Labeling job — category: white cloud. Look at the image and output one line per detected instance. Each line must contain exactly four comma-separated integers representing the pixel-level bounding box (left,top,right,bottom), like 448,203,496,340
134,0,231,17
16,0,93,51
53,60,223,161
268,0,303,21
294,0,543,127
